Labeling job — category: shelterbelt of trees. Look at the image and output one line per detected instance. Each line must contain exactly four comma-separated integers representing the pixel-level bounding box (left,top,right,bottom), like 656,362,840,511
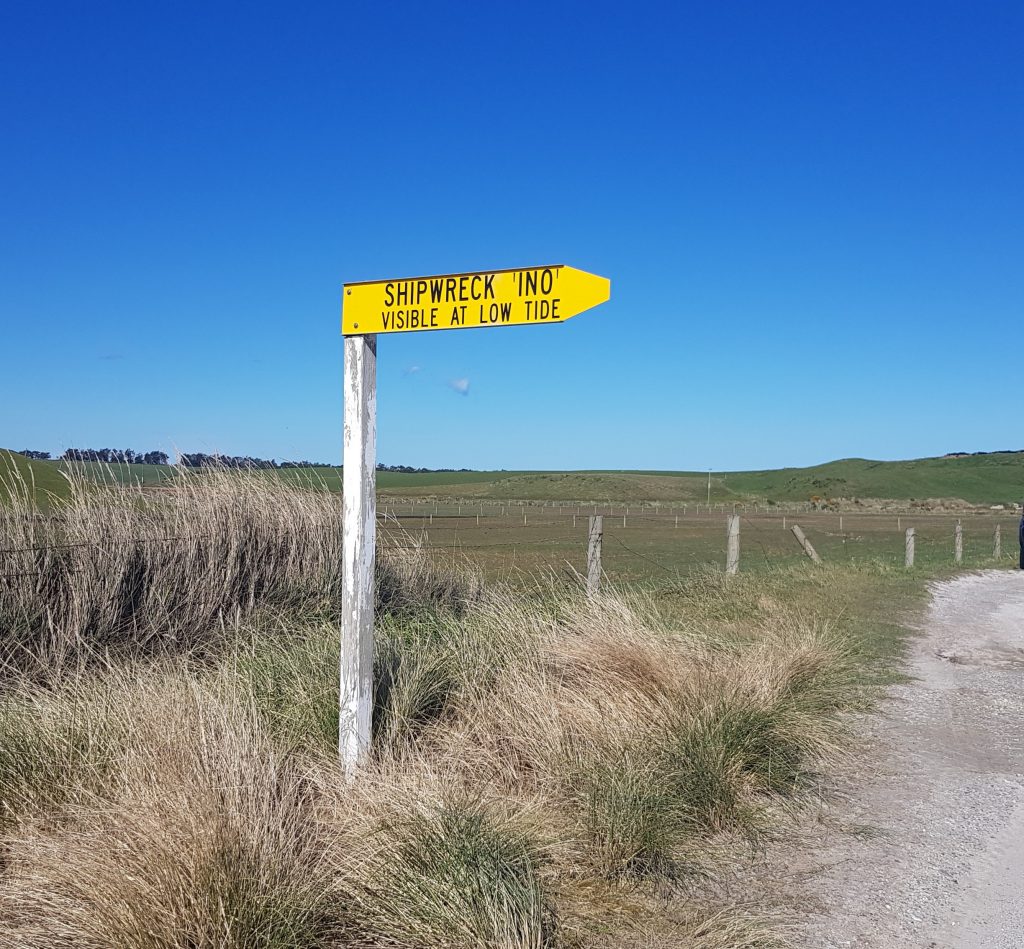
14,450,473,474
18,449,325,469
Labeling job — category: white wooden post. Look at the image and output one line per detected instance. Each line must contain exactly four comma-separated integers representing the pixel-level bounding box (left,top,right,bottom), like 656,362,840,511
790,524,822,564
955,520,963,565
340,334,377,775
905,527,915,567
726,515,740,575
587,515,603,596
994,524,1002,559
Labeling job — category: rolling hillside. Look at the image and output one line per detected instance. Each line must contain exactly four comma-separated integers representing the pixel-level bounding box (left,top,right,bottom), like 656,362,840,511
2,451,1021,506
0,450,70,507
722,453,1024,505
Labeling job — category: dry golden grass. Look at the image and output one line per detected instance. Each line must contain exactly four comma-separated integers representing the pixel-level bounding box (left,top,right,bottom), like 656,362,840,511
0,466,478,675
0,474,874,947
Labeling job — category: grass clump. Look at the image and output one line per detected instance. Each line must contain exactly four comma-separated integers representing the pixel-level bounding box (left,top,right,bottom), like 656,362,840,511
336,786,555,948
0,670,338,948
0,467,479,675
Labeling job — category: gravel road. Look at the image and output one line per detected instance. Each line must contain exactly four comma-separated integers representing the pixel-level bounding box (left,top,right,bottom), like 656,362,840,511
793,570,1024,948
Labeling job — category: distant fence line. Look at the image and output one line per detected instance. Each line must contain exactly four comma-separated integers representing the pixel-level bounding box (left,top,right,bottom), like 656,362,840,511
2,508,1016,587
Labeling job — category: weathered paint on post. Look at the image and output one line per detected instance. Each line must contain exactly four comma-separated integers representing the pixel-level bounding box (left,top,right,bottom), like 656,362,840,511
790,524,822,564
726,515,740,575
905,527,916,567
587,515,603,596
340,334,377,774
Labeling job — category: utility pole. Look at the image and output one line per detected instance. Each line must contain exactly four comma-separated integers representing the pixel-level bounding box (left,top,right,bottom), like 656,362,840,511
707,469,712,506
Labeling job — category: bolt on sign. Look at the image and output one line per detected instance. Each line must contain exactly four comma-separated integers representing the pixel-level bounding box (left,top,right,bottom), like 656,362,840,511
337,264,610,776
342,265,610,335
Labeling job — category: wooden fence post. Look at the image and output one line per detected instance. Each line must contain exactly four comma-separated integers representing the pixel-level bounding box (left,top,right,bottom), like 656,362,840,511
790,524,822,564
587,516,603,596
340,333,377,775
726,515,740,575
994,524,1001,559
955,520,963,565
905,527,915,567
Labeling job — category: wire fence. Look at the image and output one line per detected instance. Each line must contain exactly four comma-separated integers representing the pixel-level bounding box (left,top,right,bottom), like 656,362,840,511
373,505,1021,581
2,505,1019,586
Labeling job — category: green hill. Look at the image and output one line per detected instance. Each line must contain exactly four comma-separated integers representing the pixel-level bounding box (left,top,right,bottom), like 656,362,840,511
0,451,70,507
2,450,1022,506
722,453,1024,505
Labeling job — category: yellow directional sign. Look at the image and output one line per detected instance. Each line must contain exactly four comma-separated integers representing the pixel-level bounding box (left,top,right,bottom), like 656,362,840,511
342,265,610,336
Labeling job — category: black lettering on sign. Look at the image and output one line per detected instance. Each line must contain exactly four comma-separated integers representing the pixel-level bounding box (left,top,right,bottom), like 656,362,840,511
445,277,457,302
430,279,444,303
524,300,559,321
477,300,513,324
415,280,427,303
540,268,553,294
384,284,395,306
382,312,391,329
484,274,495,298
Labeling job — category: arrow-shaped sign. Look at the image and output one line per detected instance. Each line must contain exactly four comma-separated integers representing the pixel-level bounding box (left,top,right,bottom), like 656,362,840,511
342,264,610,335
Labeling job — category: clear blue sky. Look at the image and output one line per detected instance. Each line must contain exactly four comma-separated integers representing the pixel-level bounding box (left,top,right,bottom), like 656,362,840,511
2,2,1021,471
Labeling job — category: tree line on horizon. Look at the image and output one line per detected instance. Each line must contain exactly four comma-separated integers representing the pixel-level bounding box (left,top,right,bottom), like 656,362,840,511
14,449,473,473
17,449,325,469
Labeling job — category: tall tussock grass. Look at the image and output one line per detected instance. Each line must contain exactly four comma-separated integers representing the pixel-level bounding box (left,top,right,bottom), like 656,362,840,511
0,467,477,673
0,474,864,946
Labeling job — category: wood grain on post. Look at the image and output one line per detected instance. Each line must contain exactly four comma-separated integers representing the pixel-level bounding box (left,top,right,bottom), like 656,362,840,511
726,515,740,575
905,527,915,567
587,516,603,596
340,334,377,775
955,520,963,565
790,524,822,564
994,524,1001,559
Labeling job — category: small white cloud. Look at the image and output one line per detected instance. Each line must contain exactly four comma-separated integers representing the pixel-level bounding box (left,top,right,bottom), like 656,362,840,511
404,365,421,376
448,377,470,396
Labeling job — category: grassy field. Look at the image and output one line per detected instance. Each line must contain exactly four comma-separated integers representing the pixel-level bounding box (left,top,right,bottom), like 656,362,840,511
0,466,964,947
4,449,1023,507
376,504,1019,584
0,450,69,508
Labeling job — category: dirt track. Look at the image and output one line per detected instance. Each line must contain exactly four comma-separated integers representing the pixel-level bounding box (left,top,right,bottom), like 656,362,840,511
794,571,1024,948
